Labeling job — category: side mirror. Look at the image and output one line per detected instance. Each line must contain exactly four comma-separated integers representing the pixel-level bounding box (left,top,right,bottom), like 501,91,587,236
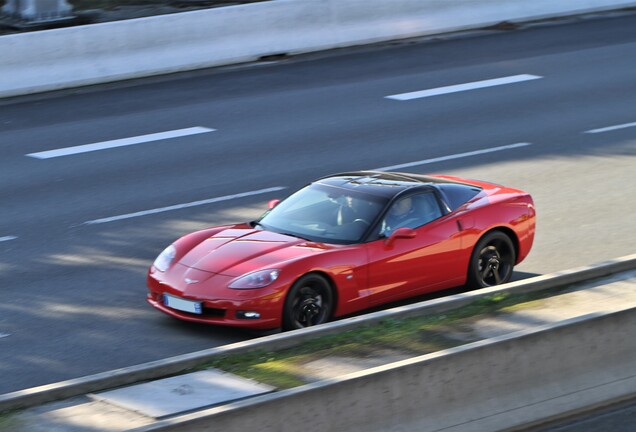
268,199,281,209
385,227,416,247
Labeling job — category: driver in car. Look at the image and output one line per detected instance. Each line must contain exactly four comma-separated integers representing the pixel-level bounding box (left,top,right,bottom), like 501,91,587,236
383,196,417,236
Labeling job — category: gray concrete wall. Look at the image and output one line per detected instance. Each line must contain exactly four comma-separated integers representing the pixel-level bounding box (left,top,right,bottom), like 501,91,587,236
138,307,636,432
2,0,636,98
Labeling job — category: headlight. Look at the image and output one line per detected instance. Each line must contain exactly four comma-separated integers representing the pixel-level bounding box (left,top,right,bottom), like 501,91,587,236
229,269,280,289
153,244,176,272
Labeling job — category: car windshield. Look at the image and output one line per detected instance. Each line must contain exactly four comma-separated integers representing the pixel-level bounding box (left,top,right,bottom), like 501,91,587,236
257,183,388,244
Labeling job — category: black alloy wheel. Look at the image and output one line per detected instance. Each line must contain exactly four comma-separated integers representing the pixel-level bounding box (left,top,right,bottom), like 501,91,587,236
282,274,334,331
468,231,516,289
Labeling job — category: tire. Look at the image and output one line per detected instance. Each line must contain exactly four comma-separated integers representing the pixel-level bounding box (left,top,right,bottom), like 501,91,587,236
467,231,516,289
282,274,334,331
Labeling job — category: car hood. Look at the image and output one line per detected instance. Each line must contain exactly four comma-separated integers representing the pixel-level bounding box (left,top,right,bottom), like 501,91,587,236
177,227,332,276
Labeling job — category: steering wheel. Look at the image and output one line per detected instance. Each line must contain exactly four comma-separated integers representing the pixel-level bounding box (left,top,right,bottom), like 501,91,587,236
352,218,370,227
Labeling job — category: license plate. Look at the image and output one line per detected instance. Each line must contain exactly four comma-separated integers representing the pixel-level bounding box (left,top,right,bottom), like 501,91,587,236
164,294,202,314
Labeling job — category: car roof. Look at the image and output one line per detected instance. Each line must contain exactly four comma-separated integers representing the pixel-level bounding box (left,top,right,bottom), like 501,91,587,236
314,171,466,199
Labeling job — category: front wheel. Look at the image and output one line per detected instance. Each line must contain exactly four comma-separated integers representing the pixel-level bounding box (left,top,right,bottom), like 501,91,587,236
282,274,334,331
467,231,516,289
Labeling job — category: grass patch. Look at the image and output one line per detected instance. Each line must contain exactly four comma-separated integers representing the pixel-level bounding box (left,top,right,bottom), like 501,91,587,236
0,413,20,432
202,287,570,389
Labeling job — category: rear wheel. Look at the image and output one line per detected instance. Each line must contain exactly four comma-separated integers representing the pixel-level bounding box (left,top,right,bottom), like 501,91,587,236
282,274,333,331
467,231,516,289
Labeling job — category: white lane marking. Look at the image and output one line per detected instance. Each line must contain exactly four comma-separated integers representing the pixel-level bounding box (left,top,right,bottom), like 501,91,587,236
27,127,215,159
83,187,287,225
386,74,543,101
0,236,18,242
374,143,532,171
584,122,636,134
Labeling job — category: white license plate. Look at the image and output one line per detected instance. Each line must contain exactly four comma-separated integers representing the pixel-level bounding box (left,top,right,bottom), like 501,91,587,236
164,294,202,314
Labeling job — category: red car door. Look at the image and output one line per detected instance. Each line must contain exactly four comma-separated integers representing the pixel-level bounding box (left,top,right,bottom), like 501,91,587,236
363,193,465,306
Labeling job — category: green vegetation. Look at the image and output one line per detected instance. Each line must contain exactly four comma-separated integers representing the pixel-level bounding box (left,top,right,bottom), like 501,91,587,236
203,288,568,389
0,413,20,432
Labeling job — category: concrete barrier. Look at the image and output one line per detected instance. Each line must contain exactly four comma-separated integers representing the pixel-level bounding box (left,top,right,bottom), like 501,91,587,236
1,253,635,414
133,307,636,432
1,0,636,98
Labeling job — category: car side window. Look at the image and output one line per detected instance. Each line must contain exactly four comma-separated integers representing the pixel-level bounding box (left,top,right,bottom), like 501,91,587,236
437,184,482,211
381,192,443,236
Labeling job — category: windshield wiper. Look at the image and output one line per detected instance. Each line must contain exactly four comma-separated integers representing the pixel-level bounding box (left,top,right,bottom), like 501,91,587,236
250,221,263,229
277,231,312,242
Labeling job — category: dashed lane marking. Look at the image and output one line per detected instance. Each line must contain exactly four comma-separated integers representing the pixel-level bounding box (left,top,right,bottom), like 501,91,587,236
27,127,215,159
374,143,532,171
83,186,286,225
584,122,636,134
386,74,543,101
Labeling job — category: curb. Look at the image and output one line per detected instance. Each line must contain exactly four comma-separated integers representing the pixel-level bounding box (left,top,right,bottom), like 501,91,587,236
1,253,635,413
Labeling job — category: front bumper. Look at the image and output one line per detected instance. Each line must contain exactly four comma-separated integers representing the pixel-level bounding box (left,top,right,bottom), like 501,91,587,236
147,267,286,329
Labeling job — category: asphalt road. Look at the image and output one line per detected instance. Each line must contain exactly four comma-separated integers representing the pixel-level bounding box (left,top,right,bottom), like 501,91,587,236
528,397,636,432
1,11,635,399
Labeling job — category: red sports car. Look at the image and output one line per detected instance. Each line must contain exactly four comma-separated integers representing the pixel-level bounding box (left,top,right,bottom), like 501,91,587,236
147,172,535,330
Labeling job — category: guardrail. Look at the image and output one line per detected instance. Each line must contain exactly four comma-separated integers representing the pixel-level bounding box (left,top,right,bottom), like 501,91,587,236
1,253,635,414
1,0,636,98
